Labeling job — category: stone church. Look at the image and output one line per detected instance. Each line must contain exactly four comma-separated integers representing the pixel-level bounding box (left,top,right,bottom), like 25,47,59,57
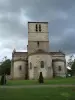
11,22,67,80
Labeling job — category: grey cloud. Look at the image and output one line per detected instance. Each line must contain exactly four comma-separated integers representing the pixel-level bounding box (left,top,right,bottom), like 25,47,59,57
0,12,28,39
0,0,75,59
0,39,28,50
50,28,75,54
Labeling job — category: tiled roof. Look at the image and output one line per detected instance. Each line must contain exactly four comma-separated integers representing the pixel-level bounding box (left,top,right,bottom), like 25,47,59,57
28,22,48,23
52,59,65,62
12,51,65,56
50,52,65,55
13,52,27,54
12,52,28,56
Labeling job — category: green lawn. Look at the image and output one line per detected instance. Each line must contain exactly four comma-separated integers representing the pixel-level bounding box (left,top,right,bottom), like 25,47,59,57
0,87,75,100
7,77,75,86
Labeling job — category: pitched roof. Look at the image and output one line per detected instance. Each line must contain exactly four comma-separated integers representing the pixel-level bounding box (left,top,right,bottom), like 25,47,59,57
50,52,65,55
52,59,65,62
12,52,28,57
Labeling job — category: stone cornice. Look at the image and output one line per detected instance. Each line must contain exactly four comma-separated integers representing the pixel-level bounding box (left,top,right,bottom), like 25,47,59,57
52,59,65,62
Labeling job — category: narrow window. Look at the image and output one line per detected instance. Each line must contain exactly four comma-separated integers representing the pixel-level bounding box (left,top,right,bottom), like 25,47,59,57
41,61,44,68
37,41,39,47
58,66,61,71
36,24,38,32
19,65,22,70
39,24,41,32
30,62,32,69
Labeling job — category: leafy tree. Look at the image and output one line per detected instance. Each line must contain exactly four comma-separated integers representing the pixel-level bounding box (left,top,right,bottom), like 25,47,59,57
67,55,74,68
0,57,11,75
71,60,75,76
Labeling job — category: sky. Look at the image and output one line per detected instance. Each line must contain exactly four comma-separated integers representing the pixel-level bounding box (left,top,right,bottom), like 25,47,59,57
0,0,75,61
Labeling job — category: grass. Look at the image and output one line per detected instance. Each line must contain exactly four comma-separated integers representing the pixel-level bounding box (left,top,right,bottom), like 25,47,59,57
0,87,75,100
6,77,75,86
0,77,75,100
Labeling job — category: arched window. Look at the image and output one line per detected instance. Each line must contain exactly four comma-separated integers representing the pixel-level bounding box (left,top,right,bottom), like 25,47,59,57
30,62,32,69
37,41,39,47
39,24,41,32
36,24,38,32
41,61,44,68
58,66,61,71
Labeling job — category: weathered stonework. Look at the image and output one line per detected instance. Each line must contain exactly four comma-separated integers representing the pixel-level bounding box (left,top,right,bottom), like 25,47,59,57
11,22,67,80
11,52,28,79
28,52,53,79
28,22,49,54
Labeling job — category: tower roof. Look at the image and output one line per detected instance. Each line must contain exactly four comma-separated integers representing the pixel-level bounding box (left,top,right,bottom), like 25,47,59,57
28,22,48,23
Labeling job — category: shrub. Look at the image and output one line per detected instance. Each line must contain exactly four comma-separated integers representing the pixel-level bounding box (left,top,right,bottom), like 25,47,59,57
39,72,44,83
0,74,6,85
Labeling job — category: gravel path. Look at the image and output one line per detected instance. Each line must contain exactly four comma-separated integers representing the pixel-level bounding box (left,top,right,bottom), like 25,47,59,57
0,85,75,88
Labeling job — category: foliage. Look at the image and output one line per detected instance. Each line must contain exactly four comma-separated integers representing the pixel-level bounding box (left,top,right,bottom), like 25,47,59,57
71,60,75,76
38,72,44,83
67,55,74,67
67,55,75,76
0,74,6,85
0,57,11,75
67,69,72,77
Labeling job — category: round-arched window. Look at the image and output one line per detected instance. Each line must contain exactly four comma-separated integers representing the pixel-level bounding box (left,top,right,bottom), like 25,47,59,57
58,66,61,71
30,62,32,69
41,61,44,68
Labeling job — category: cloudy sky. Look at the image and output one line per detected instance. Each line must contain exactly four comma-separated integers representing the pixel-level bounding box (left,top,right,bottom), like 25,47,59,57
0,0,75,61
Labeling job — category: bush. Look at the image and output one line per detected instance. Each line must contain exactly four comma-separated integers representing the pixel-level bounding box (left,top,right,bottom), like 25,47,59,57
0,74,6,85
39,72,44,83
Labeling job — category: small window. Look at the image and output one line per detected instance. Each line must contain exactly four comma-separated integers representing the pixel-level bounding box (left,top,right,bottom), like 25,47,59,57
39,24,41,32
41,61,44,68
58,66,61,71
36,24,38,32
30,62,32,69
37,41,39,47
19,65,22,70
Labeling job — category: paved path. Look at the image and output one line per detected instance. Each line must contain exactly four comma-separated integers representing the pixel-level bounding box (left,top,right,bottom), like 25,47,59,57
0,85,75,88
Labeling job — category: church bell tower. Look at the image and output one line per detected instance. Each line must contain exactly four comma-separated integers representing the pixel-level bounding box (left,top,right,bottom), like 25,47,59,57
28,22,49,54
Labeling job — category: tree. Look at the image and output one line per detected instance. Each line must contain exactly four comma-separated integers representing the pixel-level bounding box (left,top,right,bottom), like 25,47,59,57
0,74,6,85
39,72,44,83
0,57,11,75
71,60,75,76
67,55,74,68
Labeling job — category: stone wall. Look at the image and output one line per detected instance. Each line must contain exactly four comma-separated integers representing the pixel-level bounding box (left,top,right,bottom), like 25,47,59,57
11,52,28,79
12,52,27,60
52,60,66,77
28,22,49,54
13,60,26,79
28,53,53,79
28,22,48,33
28,22,49,41
51,53,65,60
28,41,49,54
